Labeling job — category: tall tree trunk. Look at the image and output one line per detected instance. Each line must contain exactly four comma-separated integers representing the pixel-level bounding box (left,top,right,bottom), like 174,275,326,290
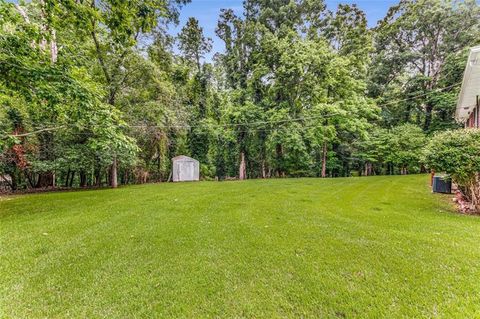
261,160,266,179
11,173,17,191
69,171,75,187
36,132,54,188
50,29,57,63
65,169,71,187
423,101,434,132
239,152,246,180
36,172,54,188
95,167,102,187
80,171,87,187
14,4,29,23
110,155,118,188
196,53,201,74
35,2,58,188
276,144,284,177
91,12,120,189
38,0,47,51
321,142,327,178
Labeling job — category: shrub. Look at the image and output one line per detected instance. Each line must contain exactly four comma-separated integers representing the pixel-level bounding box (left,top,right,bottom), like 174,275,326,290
424,129,480,212
388,124,427,175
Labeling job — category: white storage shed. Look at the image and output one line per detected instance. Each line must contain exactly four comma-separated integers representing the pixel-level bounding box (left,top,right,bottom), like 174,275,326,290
172,156,200,182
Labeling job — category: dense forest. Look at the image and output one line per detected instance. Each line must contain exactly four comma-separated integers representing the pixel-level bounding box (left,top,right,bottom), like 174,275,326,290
0,0,479,191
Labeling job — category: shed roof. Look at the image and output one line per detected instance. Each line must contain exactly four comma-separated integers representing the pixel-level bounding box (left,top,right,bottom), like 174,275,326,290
456,46,480,122
172,155,198,162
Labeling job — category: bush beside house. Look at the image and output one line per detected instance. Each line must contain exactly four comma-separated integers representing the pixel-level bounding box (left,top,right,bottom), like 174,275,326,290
424,129,480,213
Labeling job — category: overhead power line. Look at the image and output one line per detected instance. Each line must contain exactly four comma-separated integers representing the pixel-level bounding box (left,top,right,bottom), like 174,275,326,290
2,126,67,139
1,81,463,139
128,112,342,129
2,113,343,138
377,82,462,107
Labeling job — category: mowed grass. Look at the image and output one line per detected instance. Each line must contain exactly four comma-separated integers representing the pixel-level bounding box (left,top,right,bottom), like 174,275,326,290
1,175,480,318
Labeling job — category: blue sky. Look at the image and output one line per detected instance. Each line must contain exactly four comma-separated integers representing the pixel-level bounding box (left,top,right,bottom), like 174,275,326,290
169,0,399,60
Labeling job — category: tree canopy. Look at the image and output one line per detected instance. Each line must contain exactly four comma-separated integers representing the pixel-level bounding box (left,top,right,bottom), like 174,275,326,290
1,0,479,191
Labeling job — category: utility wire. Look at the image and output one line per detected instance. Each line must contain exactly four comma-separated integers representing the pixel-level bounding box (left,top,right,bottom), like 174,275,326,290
378,82,462,107
128,112,342,129
6,126,66,138
2,81,463,139
2,113,342,138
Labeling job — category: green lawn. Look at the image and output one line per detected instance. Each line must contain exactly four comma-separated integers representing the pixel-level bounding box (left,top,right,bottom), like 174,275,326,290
1,175,480,318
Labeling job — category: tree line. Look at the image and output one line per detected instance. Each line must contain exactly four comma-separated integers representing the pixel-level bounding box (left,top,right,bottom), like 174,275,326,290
0,0,479,191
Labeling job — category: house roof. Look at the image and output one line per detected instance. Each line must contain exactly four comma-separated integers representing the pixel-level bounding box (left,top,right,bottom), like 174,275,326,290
456,46,480,122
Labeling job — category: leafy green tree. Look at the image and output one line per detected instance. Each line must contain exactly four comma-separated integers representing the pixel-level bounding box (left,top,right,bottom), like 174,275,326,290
178,17,212,71
38,0,190,187
370,0,480,132
0,1,139,189
353,127,391,176
223,98,264,180
2,0,472,191
323,4,372,77
354,124,426,176
177,19,214,166
113,52,183,183
424,129,480,212
214,0,377,179
387,124,426,174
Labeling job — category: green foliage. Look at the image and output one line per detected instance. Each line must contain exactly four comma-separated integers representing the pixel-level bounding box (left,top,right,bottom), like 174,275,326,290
267,121,311,176
424,129,480,185
424,129,480,211
1,0,476,189
370,0,480,132
178,17,212,70
387,124,426,173
323,4,372,77
353,124,427,176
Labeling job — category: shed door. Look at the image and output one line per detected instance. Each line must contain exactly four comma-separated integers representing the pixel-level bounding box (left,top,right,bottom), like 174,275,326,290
180,161,195,181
